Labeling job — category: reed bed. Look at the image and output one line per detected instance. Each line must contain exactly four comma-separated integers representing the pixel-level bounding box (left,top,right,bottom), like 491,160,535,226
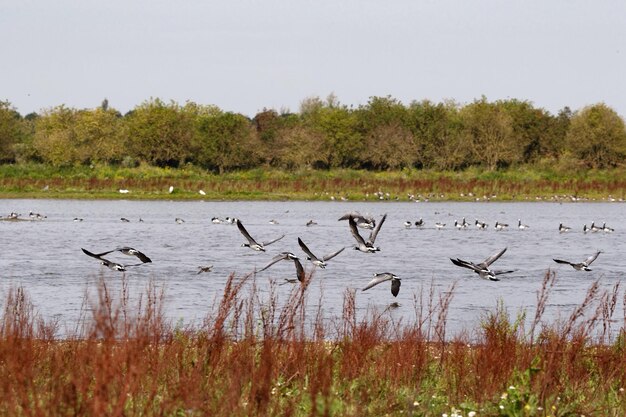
1,271,625,416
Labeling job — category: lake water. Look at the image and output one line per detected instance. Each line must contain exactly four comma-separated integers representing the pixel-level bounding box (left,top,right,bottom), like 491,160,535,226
1,199,624,339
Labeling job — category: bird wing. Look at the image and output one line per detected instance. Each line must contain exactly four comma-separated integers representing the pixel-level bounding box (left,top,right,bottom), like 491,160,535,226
294,258,305,282
368,213,387,244
258,253,290,272
482,247,507,267
116,247,152,263
450,258,481,272
297,237,320,262
362,273,394,291
236,220,260,246
584,251,601,266
338,211,360,221
348,216,367,245
492,269,515,276
553,258,574,266
82,248,112,260
390,279,401,297
262,234,285,247
322,246,345,261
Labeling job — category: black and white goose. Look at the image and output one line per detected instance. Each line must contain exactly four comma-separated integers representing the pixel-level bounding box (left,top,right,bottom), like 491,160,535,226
558,223,571,233
362,272,401,297
81,248,145,272
297,237,345,269
602,223,614,233
258,252,306,282
236,219,285,252
590,222,601,232
450,247,513,281
475,219,488,229
83,247,152,263
494,221,508,231
414,218,424,227
349,213,387,253
553,251,601,271
403,221,412,228
518,219,530,230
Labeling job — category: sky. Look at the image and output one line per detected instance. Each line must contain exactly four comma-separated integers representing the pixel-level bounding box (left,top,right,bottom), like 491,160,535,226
2,0,626,118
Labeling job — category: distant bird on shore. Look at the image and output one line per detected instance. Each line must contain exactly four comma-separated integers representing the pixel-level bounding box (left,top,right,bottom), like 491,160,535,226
236,219,285,252
349,213,387,253
297,237,345,269
450,247,513,281
362,272,401,297
553,251,601,271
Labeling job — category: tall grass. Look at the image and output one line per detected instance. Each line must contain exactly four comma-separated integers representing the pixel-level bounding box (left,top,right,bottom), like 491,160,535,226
0,270,625,416
1,164,625,201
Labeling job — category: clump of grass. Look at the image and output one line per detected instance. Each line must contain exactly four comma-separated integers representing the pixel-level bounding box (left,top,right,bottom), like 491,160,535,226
0,270,625,416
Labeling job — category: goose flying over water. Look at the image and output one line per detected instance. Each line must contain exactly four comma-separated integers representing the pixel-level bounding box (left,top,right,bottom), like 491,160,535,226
82,247,152,263
236,219,285,252
349,213,387,253
450,247,513,281
338,212,376,229
197,265,213,274
258,252,305,282
297,237,345,268
81,248,145,272
553,251,601,271
362,272,401,297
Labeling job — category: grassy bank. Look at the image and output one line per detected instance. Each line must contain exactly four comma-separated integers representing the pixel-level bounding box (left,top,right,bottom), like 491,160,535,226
0,164,625,201
1,271,625,416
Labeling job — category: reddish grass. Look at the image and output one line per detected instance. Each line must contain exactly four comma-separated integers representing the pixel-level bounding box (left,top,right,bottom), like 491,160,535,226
0,270,625,416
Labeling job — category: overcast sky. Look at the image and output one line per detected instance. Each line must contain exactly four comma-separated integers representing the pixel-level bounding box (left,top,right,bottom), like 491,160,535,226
2,0,625,117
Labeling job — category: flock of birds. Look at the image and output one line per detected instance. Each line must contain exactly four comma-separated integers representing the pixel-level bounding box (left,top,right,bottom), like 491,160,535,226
70,209,614,299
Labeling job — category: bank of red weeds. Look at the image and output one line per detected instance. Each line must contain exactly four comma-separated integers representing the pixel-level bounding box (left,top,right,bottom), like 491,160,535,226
0,270,625,416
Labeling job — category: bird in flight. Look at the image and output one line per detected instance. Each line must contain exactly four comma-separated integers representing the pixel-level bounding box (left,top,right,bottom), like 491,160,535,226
362,272,401,297
258,252,306,282
81,247,152,263
236,219,285,252
553,251,601,271
450,247,513,281
81,248,146,272
349,213,387,253
297,237,345,268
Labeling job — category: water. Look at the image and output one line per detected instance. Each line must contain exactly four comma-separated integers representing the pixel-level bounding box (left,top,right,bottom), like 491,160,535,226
1,199,624,338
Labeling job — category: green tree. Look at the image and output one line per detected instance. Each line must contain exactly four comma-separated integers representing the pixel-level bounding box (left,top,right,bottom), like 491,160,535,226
565,103,626,168
122,99,194,167
408,100,466,170
32,106,81,166
0,100,24,163
191,105,258,173
74,107,124,164
459,98,516,170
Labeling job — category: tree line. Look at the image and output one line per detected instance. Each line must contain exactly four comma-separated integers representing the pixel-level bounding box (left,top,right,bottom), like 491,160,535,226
1,95,625,172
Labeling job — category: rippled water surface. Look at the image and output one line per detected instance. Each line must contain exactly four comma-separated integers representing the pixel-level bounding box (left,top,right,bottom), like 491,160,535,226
1,199,624,337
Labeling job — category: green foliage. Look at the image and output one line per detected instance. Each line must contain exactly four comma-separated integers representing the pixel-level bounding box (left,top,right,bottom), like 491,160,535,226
2,95,625,173
565,103,626,168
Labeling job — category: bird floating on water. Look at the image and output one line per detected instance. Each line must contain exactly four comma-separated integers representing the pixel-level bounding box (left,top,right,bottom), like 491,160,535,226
558,223,571,233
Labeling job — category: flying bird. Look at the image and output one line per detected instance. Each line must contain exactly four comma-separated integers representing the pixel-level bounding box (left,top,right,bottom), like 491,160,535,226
349,213,387,253
297,237,345,268
362,272,401,297
450,247,513,281
553,251,601,271
338,211,376,229
81,247,152,263
81,248,144,272
237,219,285,252
197,265,213,274
258,252,305,282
